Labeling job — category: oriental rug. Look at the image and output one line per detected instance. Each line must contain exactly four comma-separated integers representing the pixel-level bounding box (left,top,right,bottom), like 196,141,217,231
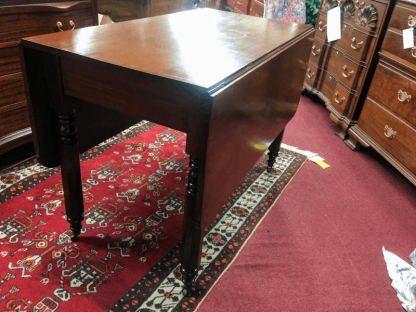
0,121,306,312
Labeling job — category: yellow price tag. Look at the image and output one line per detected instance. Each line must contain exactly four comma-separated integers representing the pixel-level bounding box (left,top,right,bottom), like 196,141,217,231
315,160,331,169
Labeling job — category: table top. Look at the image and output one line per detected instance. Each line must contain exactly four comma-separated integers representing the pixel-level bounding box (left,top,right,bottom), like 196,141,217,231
20,8,312,90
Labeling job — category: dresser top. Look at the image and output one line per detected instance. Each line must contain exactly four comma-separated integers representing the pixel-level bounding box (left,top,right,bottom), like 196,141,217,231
20,9,313,90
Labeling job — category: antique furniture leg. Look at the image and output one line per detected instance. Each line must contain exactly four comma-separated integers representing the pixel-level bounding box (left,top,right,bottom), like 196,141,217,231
267,129,284,173
58,109,84,241
180,155,204,296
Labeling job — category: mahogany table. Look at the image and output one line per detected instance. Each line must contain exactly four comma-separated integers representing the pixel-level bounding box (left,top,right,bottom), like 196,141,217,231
20,9,314,294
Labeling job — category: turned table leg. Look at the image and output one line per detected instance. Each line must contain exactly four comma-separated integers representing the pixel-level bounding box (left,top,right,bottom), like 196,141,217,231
58,109,84,241
267,129,285,173
180,155,204,296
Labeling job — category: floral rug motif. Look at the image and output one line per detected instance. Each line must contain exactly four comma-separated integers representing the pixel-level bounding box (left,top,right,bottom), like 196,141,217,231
0,121,306,312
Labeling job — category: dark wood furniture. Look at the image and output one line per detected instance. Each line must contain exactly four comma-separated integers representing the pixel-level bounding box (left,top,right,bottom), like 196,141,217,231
304,0,394,141
0,0,98,156
347,0,416,186
20,9,314,293
219,0,264,17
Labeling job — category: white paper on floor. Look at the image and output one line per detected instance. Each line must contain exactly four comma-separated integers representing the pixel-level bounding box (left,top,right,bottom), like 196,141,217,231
383,246,416,312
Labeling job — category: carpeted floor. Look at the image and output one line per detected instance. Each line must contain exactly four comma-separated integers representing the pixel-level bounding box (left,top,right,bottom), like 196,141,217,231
197,95,416,311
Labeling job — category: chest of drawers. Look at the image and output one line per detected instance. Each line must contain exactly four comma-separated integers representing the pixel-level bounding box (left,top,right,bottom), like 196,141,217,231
0,0,97,156
347,0,416,185
304,0,394,140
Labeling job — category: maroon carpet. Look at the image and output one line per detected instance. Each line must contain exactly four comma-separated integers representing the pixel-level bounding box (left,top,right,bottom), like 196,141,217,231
197,95,416,311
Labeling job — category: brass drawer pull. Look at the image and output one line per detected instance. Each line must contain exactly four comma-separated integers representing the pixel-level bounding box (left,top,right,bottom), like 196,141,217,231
311,45,321,56
307,68,315,79
334,91,345,104
57,20,75,32
409,15,416,27
318,21,327,32
355,0,365,9
398,89,412,103
237,1,243,4
412,46,416,58
384,125,397,139
351,37,364,50
342,65,354,78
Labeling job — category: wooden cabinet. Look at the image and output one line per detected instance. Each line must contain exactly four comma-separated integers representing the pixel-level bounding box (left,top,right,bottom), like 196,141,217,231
304,0,394,140
0,0,97,155
347,0,416,186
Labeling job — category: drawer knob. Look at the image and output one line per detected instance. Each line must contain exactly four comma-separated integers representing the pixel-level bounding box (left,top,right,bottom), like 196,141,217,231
307,68,315,79
412,46,416,58
409,15,416,27
311,45,321,56
351,37,364,50
318,21,327,32
334,91,345,104
355,0,365,9
384,125,397,139
57,20,76,32
342,65,354,78
398,89,412,103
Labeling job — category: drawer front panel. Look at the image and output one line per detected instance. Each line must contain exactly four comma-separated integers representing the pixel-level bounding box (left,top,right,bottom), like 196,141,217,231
358,97,416,172
369,62,416,126
249,0,263,17
305,62,319,88
324,46,341,76
316,14,328,42
345,28,371,61
0,6,94,44
0,74,26,109
317,70,336,100
309,39,325,65
335,23,353,52
382,30,416,66
332,83,352,114
390,2,416,31
0,104,30,138
337,55,360,89
0,44,21,76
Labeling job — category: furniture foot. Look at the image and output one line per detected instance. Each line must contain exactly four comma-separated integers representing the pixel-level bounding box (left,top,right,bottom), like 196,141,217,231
267,130,284,173
180,155,203,295
181,267,198,296
58,110,85,242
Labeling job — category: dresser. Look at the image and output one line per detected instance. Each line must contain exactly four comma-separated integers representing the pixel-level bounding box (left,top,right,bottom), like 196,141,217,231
347,0,416,186
304,0,394,140
0,0,97,156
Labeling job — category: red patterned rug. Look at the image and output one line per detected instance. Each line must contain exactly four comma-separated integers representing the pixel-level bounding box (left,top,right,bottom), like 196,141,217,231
0,121,306,312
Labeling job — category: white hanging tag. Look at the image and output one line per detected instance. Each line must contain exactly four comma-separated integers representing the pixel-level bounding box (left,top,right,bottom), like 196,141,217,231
327,6,341,42
403,28,414,49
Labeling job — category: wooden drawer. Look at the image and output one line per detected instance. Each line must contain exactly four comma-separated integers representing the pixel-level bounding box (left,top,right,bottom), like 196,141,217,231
0,103,30,138
382,29,416,66
331,83,353,114
0,2,94,44
345,28,371,61
337,54,361,89
316,14,328,42
249,0,263,17
317,70,336,100
324,46,341,76
305,62,320,88
335,23,353,52
0,42,21,76
358,97,416,173
369,61,416,126
0,73,26,109
309,38,325,65
354,0,386,32
389,1,416,31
